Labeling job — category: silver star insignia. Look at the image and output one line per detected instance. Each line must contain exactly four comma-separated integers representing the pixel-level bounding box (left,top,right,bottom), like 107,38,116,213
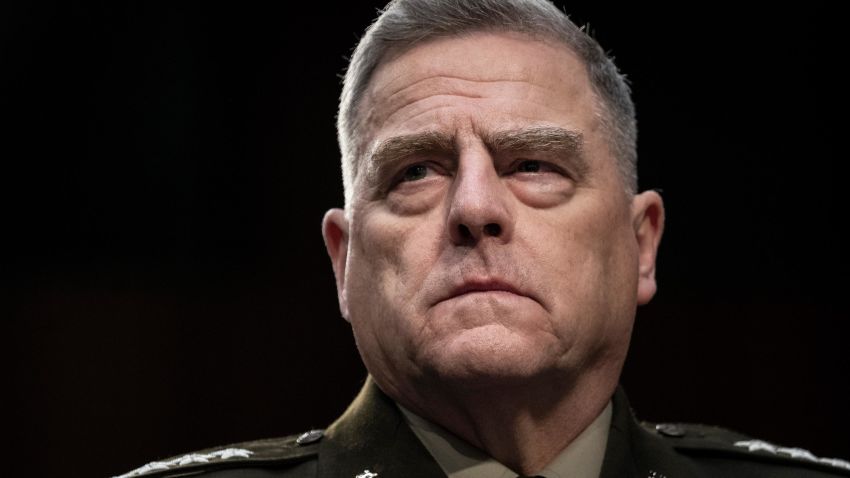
817,457,850,471
734,439,777,454
217,448,254,460
113,448,254,478
776,446,818,462
735,440,850,471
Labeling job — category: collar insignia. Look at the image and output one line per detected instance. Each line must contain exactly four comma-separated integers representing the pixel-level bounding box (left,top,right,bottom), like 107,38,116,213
734,440,850,471
114,447,254,478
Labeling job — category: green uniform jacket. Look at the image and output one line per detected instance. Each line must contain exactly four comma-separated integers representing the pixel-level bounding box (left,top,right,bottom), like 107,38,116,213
115,378,850,478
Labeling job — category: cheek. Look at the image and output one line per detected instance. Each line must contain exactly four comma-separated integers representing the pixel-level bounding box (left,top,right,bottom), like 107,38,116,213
566,194,634,258
345,207,446,377
576,206,639,328
385,177,449,216
347,206,444,315
530,197,638,318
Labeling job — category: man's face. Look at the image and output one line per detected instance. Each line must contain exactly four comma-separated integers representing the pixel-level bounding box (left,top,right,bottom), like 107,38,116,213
324,32,663,398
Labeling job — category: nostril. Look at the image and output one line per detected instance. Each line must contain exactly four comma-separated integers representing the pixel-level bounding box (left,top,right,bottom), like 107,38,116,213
458,224,473,239
483,223,501,236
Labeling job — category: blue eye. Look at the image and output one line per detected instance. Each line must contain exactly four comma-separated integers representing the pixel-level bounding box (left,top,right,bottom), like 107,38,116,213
402,164,429,182
516,160,542,173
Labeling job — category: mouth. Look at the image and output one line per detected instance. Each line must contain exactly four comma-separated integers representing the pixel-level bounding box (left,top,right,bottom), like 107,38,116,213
440,279,529,303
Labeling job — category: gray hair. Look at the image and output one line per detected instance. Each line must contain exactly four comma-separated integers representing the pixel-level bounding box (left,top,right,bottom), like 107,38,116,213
337,0,638,205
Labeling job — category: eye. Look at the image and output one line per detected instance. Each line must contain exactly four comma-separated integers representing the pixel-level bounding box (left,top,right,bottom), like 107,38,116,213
385,162,447,200
516,160,542,173
505,159,572,182
401,164,429,182
386,162,443,193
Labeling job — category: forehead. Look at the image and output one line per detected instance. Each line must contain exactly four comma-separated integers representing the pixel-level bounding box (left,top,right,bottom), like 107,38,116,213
361,31,601,147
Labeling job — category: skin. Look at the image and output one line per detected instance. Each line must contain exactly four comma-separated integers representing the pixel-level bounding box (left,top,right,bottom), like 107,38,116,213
323,32,664,474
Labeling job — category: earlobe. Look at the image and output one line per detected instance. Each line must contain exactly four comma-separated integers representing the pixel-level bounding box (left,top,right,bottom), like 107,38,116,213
632,191,665,305
322,208,350,320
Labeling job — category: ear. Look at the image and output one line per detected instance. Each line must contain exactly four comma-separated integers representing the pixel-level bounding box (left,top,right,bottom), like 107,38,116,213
631,190,665,305
322,208,350,320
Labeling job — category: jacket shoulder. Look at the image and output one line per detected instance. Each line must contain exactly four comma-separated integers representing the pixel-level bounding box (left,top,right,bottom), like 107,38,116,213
113,429,325,478
644,421,850,477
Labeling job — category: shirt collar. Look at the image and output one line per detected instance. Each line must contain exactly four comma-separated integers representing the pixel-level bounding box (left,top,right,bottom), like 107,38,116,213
399,400,612,478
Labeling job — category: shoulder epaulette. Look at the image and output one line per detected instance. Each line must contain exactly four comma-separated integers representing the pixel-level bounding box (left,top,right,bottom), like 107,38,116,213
645,421,850,476
113,429,325,478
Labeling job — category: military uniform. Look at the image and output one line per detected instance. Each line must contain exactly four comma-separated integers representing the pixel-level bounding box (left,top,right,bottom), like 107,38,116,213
115,378,850,478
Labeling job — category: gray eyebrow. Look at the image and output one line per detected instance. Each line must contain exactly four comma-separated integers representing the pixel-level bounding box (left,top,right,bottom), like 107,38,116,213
485,126,587,176
364,131,456,184
369,131,456,166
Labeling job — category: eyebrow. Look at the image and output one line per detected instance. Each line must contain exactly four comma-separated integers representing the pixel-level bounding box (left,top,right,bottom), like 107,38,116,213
368,131,456,173
485,126,587,177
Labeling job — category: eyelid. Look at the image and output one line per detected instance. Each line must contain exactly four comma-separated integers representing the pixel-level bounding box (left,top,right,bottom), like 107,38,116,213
387,160,448,192
506,158,568,176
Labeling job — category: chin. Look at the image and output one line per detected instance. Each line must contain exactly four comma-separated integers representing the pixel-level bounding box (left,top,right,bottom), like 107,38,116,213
418,324,560,385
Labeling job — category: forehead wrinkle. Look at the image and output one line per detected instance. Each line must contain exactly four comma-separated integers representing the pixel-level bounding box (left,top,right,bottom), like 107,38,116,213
380,102,475,139
381,74,529,101
373,80,583,138
368,79,505,134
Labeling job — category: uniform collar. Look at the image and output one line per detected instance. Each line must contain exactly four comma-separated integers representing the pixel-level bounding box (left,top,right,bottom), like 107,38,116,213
318,378,696,478
317,376,446,478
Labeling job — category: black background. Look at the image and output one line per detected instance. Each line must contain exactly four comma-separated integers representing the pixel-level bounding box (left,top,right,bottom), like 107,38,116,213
3,2,847,477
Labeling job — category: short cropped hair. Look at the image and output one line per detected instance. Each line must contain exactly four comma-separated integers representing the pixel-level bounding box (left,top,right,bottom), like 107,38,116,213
337,0,637,205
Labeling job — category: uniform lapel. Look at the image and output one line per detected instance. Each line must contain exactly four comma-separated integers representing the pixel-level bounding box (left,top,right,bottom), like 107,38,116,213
600,387,706,478
317,377,447,478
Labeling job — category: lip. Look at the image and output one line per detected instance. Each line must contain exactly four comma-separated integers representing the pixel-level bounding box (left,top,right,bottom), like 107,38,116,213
437,278,531,304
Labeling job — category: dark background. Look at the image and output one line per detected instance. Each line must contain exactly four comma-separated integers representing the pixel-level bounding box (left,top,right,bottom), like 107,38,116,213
3,2,847,477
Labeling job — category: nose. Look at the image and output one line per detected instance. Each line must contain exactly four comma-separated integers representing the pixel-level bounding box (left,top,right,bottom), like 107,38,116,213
446,146,515,245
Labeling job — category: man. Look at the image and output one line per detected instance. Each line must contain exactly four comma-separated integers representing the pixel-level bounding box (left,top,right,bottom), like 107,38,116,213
116,1,849,477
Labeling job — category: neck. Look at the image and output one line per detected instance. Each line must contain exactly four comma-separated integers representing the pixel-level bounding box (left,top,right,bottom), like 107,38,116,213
393,370,617,475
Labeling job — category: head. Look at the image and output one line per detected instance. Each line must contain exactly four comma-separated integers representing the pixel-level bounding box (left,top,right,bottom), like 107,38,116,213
338,0,639,206
323,0,663,408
